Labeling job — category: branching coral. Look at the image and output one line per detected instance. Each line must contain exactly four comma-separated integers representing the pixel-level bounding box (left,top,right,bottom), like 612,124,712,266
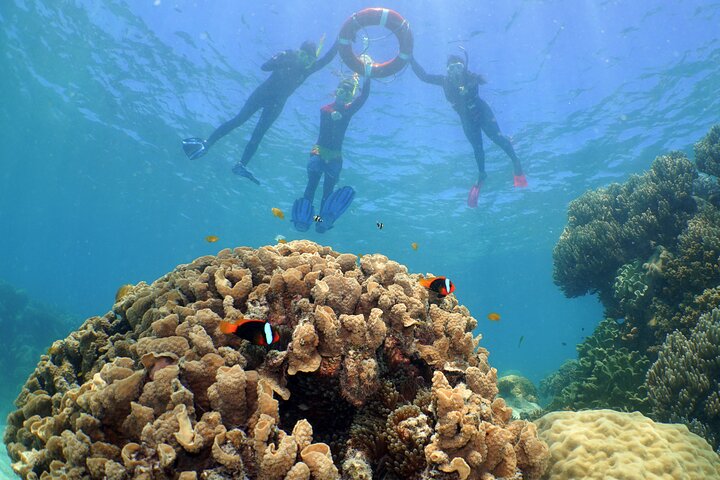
4,241,549,480
549,126,720,448
552,151,697,300
647,306,720,450
695,124,720,178
543,318,651,414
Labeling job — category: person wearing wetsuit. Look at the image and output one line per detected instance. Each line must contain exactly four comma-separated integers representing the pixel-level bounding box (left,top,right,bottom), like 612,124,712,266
182,40,338,184
411,54,527,207
291,75,371,233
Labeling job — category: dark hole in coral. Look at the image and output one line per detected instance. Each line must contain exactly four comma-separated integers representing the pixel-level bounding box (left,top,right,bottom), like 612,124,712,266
278,373,356,458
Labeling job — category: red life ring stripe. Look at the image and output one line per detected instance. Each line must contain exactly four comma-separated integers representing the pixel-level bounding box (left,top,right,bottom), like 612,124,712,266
338,8,414,79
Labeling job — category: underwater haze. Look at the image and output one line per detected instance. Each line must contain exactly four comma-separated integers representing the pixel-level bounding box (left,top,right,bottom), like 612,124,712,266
1,0,719,437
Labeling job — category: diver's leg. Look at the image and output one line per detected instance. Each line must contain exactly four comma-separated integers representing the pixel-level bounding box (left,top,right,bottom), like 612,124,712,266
477,99,523,175
462,119,487,184
303,154,323,202
320,158,342,207
207,93,262,147
239,102,284,166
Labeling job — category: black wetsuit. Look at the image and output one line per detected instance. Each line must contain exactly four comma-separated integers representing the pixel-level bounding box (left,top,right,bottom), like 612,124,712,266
207,44,338,166
303,79,371,204
411,59,522,182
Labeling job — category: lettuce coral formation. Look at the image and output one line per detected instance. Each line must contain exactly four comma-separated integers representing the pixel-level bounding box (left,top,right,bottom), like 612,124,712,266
4,241,549,480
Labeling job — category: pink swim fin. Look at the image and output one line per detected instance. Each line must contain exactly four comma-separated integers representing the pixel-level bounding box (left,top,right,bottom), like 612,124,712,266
514,175,528,188
467,183,481,208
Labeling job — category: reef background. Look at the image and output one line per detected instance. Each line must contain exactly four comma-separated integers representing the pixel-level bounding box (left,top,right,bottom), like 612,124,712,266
2,1,720,474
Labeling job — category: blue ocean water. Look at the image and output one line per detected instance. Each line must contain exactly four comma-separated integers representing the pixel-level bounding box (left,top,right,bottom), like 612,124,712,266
0,0,718,430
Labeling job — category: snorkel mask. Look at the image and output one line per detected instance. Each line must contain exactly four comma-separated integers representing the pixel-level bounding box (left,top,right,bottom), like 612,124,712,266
336,75,359,102
447,61,464,78
299,41,318,68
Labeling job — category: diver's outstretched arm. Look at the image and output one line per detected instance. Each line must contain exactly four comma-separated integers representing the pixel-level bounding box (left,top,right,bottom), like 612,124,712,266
307,40,339,74
410,58,444,86
346,77,371,115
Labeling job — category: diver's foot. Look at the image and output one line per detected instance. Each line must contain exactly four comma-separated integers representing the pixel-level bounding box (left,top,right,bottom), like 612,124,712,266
232,163,261,185
513,174,528,188
291,198,314,232
467,183,481,208
316,186,355,233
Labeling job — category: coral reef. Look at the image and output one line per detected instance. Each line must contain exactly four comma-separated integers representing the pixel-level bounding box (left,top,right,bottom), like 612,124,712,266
647,306,720,450
496,374,542,420
535,409,720,479
543,318,651,414
548,125,720,447
0,280,78,418
552,151,697,300
695,124,720,178
4,241,549,480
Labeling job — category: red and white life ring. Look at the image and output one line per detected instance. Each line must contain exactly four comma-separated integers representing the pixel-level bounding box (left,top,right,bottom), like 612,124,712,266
338,8,413,78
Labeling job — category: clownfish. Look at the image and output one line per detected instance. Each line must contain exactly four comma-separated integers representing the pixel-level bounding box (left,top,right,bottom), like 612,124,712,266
419,276,455,297
219,319,280,346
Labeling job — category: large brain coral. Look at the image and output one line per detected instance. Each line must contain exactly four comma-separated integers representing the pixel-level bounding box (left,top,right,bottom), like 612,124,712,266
535,409,720,479
4,241,548,480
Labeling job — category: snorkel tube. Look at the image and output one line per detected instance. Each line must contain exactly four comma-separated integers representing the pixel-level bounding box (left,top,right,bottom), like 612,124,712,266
459,45,469,78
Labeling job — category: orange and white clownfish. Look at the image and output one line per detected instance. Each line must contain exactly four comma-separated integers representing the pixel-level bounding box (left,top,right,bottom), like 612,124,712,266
419,276,455,297
219,318,279,346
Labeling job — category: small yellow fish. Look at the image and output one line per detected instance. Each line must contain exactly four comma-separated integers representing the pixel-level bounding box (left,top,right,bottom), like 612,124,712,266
487,312,501,321
115,284,133,303
205,235,219,243
278,238,288,244
271,207,285,220
411,242,419,250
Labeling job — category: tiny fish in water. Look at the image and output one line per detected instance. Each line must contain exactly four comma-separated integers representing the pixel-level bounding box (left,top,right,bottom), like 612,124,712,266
271,207,285,220
419,276,455,297
314,215,323,223
487,312,501,321
561,342,567,346
275,234,287,244
205,235,219,243
115,284,133,303
518,335,524,347
376,222,384,230
219,318,279,346
411,242,419,250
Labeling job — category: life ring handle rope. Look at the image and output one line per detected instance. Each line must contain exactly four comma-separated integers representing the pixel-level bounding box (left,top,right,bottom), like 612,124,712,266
337,8,414,79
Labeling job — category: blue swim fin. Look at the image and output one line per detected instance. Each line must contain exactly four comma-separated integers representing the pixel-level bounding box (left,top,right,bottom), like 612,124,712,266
316,186,355,233
291,198,314,232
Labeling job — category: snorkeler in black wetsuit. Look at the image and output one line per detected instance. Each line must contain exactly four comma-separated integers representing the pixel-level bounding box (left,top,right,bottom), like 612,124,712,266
182,40,338,184
411,53,527,207
291,75,371,233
